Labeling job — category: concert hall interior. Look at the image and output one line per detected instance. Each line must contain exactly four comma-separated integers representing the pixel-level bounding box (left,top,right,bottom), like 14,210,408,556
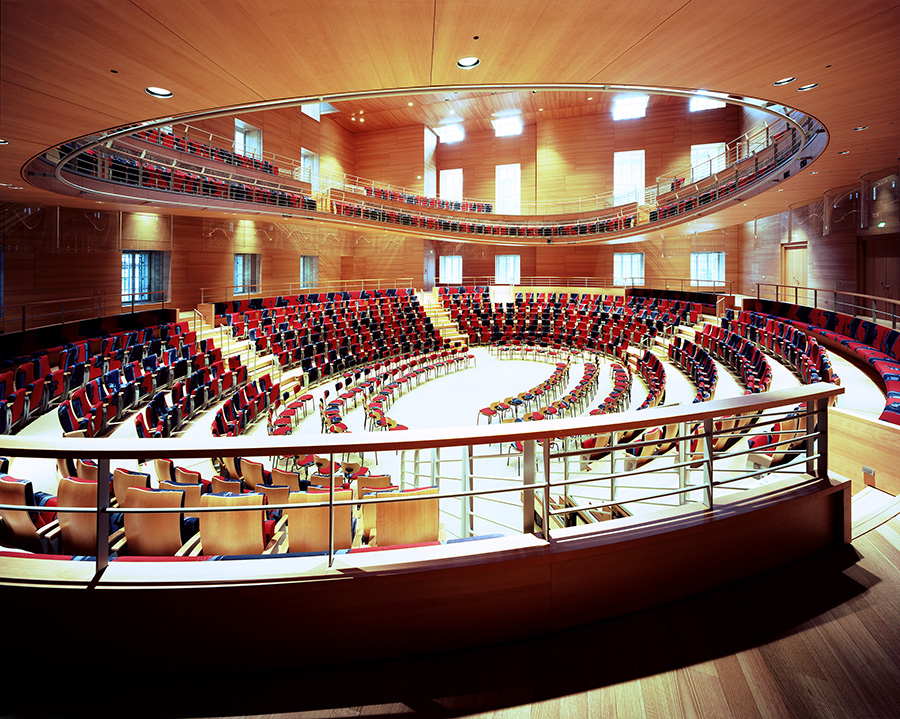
1,1,899,717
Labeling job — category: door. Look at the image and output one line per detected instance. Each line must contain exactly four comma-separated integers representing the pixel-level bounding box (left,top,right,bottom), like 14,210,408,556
423,242,435,292
782,244,808,305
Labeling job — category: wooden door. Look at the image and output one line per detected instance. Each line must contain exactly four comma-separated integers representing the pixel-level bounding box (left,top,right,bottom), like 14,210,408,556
861,235,900,320
782,244,809,305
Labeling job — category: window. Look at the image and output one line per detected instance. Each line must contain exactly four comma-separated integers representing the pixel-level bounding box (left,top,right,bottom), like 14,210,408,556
300,103,321,121
690,251,726,287
299,148,320,190
690,143,727,181
234,119,263,159
439,255,462,284
234,253,261,295
613,94,648,121
491,114,523,137
690,95,726,112
122,250,166,304
440,168,463,203
613,252,644,286
613,150,645,205
495,255,520,285
434,124,465,144
299,255,319,289
495,163,521,214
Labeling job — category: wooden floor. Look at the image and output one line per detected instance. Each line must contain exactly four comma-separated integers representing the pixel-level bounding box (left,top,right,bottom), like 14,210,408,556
6,512,899,718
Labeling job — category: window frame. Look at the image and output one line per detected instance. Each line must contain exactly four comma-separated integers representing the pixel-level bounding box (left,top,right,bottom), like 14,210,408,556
439,168,463,203
495,254,521,285
612,95,649,121
234,119,263,159
690,142,727,182
613,150,645,206
234,253,261,295
613,252,645,287
121,250,166,305
690,251,726,288
494,163,521,215
439,255,463,284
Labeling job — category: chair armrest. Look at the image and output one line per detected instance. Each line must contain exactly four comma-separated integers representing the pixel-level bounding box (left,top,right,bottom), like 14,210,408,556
176,532,202,556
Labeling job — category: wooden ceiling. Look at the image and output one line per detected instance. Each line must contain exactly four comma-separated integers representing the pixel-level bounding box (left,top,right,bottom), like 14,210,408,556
1,0,898,235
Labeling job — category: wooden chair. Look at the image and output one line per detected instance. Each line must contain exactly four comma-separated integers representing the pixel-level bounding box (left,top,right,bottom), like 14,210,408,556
222,456,242,481
210,476,243,494
57,476,105,556
159,480,203,519
284,489,353,553
174,466,203,484
240,458,270,490
112,468,151,506
358,475,396,541
0,476,58,553
112,486,186,557
271,467,305,492
75,458,97,482
371,486,439,547
187,492,268,556
154,458,175,485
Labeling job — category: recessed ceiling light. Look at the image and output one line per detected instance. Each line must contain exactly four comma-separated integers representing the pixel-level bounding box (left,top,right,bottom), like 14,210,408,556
351,117,356,121
144,86,173,98
852,126,868,131
457,56,480,69
359,110,364,114
797,83,819,92
407,102,413,106
773,77,796,86
538,108,544,111
587,97,593,101
0,138,8,145
359,118,365,123
776,188,784,191
809,171,819,174
838,150,851,154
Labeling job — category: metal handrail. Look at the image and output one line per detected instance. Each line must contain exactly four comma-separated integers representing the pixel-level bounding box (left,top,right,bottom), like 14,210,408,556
756,283,900,328
0,382,841,573
199,278,416,305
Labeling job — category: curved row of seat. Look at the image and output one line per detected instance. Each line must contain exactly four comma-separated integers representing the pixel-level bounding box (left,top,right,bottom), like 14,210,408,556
738,299,898,425
333,199,636,238
364,186,493,213
668,336,718,402
130,128,279,175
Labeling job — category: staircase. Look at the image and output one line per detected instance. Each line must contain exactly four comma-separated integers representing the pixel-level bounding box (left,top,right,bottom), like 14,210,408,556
418,289,468,347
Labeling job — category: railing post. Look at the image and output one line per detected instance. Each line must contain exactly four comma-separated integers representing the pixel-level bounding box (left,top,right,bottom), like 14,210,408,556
702,417,714,508
522,439,535,534
461,445,471,539
328,453,335,568
542,438,552,536
95,457,111,572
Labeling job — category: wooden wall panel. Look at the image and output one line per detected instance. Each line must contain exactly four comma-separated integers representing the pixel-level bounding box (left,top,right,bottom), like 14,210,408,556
320,116,355,181
355,126,428,193
436,125,538,208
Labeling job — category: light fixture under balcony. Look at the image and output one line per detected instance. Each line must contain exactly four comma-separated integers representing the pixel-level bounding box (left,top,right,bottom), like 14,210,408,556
457,56,480,69
773,77,796,86
796,83,819,92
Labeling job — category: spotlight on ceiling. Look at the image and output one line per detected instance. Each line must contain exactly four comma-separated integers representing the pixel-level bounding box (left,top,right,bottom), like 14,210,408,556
456,56,480,69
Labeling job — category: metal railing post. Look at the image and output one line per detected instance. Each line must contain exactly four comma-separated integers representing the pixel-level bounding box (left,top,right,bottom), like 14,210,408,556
95,457,111,572
522,439,535,534
328,453,335,567
702,417,714,508
542,438,552,536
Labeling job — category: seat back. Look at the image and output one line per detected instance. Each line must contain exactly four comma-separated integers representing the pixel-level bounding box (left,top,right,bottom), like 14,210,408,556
112,468,150,505
287,489,353,553
373,486,439,546
0,477,44,552
159,480,203,519
199,492,266,556
271,467,305,492
122,487,185,556
57,477,101,556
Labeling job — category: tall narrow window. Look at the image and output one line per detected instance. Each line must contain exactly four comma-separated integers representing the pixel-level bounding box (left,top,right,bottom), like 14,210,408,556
495,163,521,214
300,148,320,190
690,251,726,287
122,250,166,304
439,255,463,284
234,253,261,295
440,168,463,203
613,150,645,205
299,255,319,289
613,252,644,286
300,103,321,121
234,119,263,159
691,143,726,181
495,254,521,285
